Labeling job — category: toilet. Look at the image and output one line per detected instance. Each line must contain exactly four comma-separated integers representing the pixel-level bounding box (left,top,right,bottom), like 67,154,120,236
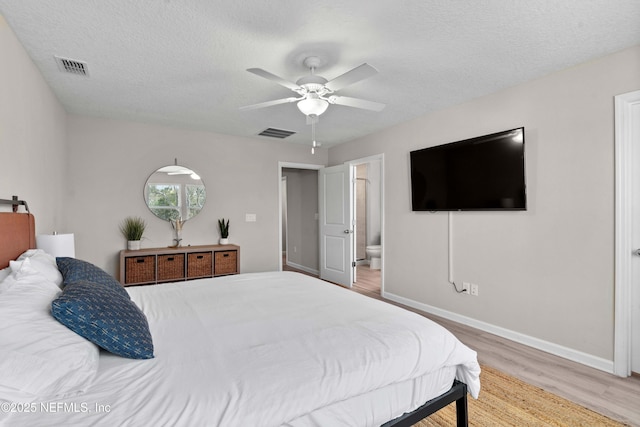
365,245,381,270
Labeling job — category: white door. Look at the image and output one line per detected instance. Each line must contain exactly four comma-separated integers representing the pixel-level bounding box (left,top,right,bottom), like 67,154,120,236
630,97,640,374
319,164,353,287
615,89,640,376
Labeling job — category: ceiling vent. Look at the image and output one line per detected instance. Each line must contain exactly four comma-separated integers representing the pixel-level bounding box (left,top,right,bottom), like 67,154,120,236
54,56,89,76
258,128,296,139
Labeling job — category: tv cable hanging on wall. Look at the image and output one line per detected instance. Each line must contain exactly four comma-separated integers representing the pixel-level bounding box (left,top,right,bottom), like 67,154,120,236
448,212,467,293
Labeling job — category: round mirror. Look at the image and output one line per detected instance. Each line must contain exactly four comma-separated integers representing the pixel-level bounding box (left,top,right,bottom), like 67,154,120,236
144,164,206,221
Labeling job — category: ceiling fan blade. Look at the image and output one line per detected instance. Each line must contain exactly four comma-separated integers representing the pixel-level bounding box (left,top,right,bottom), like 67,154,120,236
239,97,299,111
328,95,385,112
324,63,379,91
246,68,301,91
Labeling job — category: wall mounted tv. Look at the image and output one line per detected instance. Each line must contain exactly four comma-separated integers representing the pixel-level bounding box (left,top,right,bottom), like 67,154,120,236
410,127,526,211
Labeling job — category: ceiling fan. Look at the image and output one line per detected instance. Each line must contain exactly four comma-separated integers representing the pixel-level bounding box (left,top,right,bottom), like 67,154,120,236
158,165,200,180
240,56,385,121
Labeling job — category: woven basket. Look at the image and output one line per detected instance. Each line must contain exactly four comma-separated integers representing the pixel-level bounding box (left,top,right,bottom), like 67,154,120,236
214,250,237,276
158,254,185,281
187,252,212,278
125,255,155,284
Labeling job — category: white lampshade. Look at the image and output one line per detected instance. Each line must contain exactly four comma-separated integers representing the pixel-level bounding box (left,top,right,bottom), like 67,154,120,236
297,97,329,116
36,233,76,258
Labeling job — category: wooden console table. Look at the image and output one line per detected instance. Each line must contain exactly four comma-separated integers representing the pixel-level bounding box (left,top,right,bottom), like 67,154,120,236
119,244,239,286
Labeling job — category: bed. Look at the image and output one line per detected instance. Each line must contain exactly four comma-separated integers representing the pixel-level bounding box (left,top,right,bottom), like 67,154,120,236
0,206,480,427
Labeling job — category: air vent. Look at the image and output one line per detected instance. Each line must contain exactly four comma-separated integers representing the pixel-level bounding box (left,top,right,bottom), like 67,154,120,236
258,128,296,139
54,56,89,76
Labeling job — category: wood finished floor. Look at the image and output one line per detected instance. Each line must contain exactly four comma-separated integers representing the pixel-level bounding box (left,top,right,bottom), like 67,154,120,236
283,261,640,426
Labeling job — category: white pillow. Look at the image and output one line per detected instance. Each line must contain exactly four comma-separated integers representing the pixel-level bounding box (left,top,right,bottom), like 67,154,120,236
2,257,40,293
0,266,10,293
0,267,19,294
13,249,63,287
0,262,99,403
0,258,42,294
0,266,10,282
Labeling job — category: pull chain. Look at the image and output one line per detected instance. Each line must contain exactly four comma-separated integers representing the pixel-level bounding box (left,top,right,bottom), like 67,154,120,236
311,118,317,154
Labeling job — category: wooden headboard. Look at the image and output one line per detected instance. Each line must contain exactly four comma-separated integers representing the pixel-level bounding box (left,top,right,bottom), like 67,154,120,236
0,212,36,269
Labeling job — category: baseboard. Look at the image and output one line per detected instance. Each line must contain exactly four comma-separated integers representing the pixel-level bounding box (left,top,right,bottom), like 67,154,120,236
285,261,319,276
382,291,615,374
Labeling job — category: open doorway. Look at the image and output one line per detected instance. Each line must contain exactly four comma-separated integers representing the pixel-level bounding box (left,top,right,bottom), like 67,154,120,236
278,162,323,274
349,155,384,295
277,158,383,295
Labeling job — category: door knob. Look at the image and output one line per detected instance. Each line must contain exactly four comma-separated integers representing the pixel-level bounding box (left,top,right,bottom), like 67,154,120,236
635,249,640,256
344,229,352,234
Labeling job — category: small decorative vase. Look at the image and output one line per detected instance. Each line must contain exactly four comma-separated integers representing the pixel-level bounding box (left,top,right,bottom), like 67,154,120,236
219,238,229,245
127,240,141,250
171,218,184,247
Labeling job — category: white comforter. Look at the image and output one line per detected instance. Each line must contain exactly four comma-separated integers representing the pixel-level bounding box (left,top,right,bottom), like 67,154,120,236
3,272,480,427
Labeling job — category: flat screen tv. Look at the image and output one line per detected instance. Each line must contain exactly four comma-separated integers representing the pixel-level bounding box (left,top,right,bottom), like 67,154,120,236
410,127,526,211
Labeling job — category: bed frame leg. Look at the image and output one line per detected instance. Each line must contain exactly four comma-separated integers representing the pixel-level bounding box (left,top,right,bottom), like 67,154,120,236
381,380,469,427
456,391,468,427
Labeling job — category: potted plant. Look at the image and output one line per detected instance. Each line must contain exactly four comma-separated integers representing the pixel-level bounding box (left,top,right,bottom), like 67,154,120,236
218,218,229,245
120,216,146,250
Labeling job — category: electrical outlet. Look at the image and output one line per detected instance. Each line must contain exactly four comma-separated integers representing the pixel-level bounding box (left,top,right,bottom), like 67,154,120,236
245,213,257,222
462,282,470,294
470,283,479,296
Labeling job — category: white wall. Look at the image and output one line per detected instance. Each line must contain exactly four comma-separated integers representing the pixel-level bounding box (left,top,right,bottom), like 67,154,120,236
65,115,327,277
0,14,67,233
4,7,640,368
329,45,640,363
0,14,328,278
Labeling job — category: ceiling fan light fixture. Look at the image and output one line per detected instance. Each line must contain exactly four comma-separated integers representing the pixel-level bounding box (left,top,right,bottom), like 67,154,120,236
297,97,329,116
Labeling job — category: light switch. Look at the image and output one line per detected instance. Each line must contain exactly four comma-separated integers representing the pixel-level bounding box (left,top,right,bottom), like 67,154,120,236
245,213,257,222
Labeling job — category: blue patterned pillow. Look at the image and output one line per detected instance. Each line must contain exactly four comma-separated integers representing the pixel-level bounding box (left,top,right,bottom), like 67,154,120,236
56,257,130,299
51,280,154,359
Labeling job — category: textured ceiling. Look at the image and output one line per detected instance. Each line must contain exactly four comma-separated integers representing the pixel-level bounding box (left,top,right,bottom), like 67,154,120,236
1,1,640,148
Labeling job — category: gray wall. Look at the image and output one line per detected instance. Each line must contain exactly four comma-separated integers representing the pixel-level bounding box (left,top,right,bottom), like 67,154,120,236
0,15,67,233
1,15,328,279
4,10,640,369
365,158,381,246
282,168,319,272
329,45,640,364
65,116,327,277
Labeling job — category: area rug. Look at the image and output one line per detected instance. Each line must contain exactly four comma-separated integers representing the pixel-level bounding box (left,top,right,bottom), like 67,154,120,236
415,365,628,426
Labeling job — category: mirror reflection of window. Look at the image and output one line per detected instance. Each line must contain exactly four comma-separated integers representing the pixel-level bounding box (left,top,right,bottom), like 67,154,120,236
144,164,206,222
146,183,181,221
186,184,206,219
